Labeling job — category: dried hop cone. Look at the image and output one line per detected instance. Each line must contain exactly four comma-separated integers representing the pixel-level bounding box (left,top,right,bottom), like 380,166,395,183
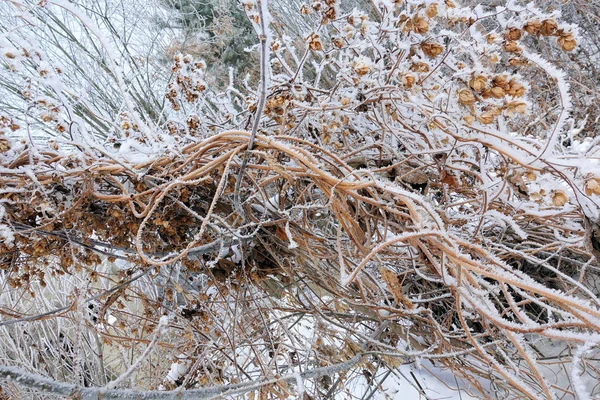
307,33,323,51
352,57,372,76
458,89,476,106
552,191,568,207
469,75,487,92
412,16,429,34
585,178,600,196
502,41,521,53
540,19,558,36
505,27,522,41
421,42,444,58
477,111,495,125
523,19,541,35
0,137,11,152
558,33,576,51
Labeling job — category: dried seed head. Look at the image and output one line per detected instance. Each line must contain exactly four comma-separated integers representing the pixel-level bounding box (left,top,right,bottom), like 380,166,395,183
491,86,505,99
540,19,558,36
402,74,416,87
410,62,429,73
492,75,508,88
469,75,487,92
0,138,10,152
352,57,372,76
425,3,438,18
558,33,576,52
505,100,527,116
413,17,429,34
477,111,495,125
458,89,476,106
421,42,444,58
507,80,526,97
307,33,323,51
523,19,541,35
585,178,600,196
505,27,522,41
508,57,527,67
502,40,520,53
552,191,568,207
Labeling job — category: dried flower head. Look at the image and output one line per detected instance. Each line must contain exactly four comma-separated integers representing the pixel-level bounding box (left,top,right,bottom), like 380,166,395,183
469,75,487,92
421,42,444,58
458,89,475,106
540,19,558,36
558,33,576,51
307,33,323,51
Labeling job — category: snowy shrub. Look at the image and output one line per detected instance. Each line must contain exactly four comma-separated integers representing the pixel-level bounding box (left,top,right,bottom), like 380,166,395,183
1,0,600,398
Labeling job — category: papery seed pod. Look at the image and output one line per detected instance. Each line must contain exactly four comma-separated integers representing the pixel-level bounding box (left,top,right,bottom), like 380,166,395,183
410,62,430,72
322,7,336,24
502,40,520,53
425,3,438,18
307,33,323,51
458,89,475,106
524,19,541,35
396,14,408,26
492,75,508,87
469,75,487,92
540,19,558,36
505,100,527,116
0,138,10,152
491,86,505,98
40,113,54,122
353,57,372,76
507,80,526,97
477,112,495,125
505,27,522,41
402,75,416,87
558,33,576,51
585,178,600,196
421,42,444,58
413,17,429,34
195,82,206,92
552,191,568,206
508,57,527,67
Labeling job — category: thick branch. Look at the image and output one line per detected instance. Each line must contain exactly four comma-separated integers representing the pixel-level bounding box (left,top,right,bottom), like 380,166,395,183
0,355,362,399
